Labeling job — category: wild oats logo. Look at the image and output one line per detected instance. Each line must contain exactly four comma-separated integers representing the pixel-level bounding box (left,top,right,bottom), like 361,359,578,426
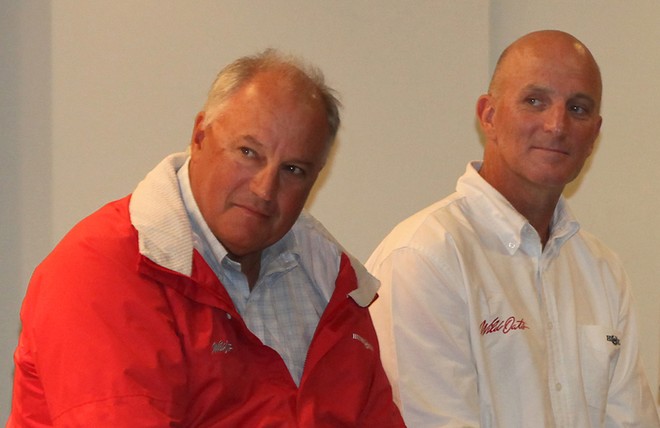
480,316,530,336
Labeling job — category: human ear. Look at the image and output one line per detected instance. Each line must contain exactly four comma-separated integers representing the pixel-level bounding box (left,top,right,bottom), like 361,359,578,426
190,112,206,151
476,95,495,129
587,115,603,157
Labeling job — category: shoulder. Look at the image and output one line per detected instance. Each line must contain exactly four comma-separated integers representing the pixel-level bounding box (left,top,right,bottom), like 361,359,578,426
45,196,136,265
565,228,631,300
31,196,139,295
573,228,626,271
369,192,470,263
22,195,147,330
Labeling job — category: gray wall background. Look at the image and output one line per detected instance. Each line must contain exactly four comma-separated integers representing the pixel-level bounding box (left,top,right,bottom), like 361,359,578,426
2,1,659,420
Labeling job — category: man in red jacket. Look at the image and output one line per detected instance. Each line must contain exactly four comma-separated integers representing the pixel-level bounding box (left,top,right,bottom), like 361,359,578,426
9,49,404,427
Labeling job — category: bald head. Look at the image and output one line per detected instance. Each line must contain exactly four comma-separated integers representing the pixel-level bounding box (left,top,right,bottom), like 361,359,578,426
489,30,602,110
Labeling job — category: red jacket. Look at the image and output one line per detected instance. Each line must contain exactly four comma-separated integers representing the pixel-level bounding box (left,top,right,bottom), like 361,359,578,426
9,194,404,427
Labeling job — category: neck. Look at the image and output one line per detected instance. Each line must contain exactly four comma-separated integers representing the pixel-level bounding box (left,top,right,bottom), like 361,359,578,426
511,196,557,246
478,163,560,247
228,251,262,291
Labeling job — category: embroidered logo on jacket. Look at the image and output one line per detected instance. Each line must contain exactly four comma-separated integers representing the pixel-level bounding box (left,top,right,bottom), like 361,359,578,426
606,335,621,346
480,316,530,335
211,340,234,354
352,333,374,351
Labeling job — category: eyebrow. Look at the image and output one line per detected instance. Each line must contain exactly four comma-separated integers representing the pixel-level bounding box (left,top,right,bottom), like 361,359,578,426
523,85,596,103
571,93,597,107
242,135,263,147
241,135,317,167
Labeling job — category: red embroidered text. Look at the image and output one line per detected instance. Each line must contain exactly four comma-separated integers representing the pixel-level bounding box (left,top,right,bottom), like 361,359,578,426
480,316,529,335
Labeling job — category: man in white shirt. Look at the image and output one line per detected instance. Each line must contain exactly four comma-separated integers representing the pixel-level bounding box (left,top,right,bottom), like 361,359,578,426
367,30,660,427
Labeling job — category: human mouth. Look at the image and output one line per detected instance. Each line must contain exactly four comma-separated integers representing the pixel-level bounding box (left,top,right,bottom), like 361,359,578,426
532,146,569,156
235,203,272,219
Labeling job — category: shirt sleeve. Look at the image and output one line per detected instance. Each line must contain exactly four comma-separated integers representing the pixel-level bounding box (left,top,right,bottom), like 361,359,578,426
603,267,660,427
368,245,481,427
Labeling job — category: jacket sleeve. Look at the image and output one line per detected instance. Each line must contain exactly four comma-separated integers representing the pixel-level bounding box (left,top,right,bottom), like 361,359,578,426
11,225,188,427
355,309,407,427
368,245,481,427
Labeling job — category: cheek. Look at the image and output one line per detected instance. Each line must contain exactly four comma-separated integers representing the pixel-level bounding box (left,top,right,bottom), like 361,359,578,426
196,186,224,224
277,185,313,214
574,128,598,155
493,117,530,147
196,170,235,212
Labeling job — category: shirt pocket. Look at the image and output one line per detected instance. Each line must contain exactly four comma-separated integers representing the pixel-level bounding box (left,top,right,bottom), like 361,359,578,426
578,325,621,413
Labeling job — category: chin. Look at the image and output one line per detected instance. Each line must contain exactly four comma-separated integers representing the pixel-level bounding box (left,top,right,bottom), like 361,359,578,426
530,169,578,188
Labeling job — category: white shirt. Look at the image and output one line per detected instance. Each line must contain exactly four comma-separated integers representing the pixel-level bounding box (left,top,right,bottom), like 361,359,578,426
367,162,659,427
176,157,338,385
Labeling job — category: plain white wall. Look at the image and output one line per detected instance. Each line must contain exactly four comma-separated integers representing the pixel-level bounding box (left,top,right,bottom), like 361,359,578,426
1,0,52,422
2,0,659,421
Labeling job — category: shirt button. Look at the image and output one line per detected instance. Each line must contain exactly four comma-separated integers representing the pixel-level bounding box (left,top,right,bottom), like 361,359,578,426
547,322,553,330
508,242,516,249
555,383,562,391
226,313,232,319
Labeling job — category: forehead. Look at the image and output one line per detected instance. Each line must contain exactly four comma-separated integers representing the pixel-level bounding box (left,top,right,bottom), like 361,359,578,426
211,70,331,157
215,70,326,138
495,38,602,104
234,68,321,107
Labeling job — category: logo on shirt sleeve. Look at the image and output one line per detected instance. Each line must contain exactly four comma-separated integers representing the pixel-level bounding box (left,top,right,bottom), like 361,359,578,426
480,316,530,335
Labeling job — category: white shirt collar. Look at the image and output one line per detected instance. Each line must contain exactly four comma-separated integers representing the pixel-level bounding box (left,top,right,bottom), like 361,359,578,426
457,161,580,255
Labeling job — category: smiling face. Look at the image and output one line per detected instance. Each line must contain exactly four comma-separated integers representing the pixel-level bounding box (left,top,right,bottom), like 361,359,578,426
188,68,330,264
477,31,603,198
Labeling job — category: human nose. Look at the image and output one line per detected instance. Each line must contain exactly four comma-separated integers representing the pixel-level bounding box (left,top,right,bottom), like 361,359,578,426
544,105,568,136
250,166,278,201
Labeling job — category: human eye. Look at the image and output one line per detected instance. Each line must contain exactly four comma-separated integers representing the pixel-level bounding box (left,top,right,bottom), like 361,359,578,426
521,87,549,109
283,164,306,176
525,97,543,107
240,146,257,158
568,104,591,117
567,95,596,118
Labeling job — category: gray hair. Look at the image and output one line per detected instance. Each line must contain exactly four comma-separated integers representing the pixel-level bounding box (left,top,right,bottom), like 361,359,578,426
202,49,341,145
